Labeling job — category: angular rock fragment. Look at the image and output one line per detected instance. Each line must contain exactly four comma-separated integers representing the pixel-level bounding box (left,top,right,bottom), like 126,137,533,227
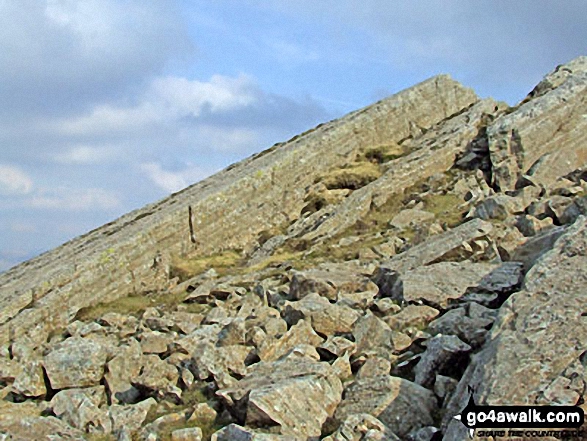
324,413,400,441
43,337,108,390
335,375,438,438
51,386,111,434
413,335,472,388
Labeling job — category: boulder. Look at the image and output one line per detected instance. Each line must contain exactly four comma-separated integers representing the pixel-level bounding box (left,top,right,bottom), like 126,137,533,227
443,216,587,432
105,339,143,404
43,337,108,390
335,375,438,438
289,268,377,301
108,398,157,434
50,386,111,434
352,312,394,359
258,319,323,362
323,413,400,441
217,357,342,438
414,335,472,389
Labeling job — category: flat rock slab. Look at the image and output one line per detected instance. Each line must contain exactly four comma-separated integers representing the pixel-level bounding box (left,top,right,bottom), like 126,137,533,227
383,219,493,274
444,216,587,434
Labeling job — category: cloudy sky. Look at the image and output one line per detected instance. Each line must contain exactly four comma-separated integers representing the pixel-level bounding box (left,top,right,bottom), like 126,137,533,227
0,0,586,272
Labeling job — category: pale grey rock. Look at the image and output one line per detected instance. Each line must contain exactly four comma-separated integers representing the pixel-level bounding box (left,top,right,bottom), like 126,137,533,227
109,398,157,434
394,261,502,308
335,375,438,438
11,360,46,398
356,357,392,379
353,312,394,359
384,305,439,332
171,427,203,441
443,216,587,433
218,357,342,439
133,354,181,401
289,268,377,301
390,209,435,229
0,415,85,441
51,386,111,434
489,56,587,192
258,319,323,362
471,195,525,221
105,339,143,404
406,426,440,441
382,219,493,274
319,336,356,358
140,330,173,354
284,294,361,335
211,424,296,440
43,337,108,389
324,413,400,441
414,335,472,388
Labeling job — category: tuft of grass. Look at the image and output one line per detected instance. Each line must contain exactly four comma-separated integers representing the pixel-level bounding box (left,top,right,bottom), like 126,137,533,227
422,193,465,228
317,162,382,190
361,142,407,163
75,289,200,322
170,250,243,282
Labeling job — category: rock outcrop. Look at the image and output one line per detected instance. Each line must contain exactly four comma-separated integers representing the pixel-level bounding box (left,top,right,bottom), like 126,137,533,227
1,56,587,440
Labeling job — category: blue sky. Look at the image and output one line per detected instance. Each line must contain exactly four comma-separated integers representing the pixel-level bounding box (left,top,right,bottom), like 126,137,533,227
0,0,586,272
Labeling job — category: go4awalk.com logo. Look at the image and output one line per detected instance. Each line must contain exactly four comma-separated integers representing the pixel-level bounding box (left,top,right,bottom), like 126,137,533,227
454,389,585,439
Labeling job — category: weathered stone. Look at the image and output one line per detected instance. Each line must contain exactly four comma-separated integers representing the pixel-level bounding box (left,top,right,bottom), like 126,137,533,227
319,336,356,358
353,312,394,359
427,305,494,348
406,426,441,441
0,414,85,441
394,261,503,308
44,336,108,390
335,375,438,438
109,398,157,434
390,209,435,229
312,304,361,336
489,57,587,192
560,195,587,225
172,427,203,441
133,354,181,401
472,195,526,221
11,360,46,398
105,339,143,404
289,268,377,301
51,386,111,433
324,413,400,441
357,356,392,379
443,216,587,433
258,319,323,362
140,330,174,354
211,424,296,440
218,357,342,439
383,219,493,274
433,374,458,402
385,305,439,332
187,402,218,426
414,335,472,388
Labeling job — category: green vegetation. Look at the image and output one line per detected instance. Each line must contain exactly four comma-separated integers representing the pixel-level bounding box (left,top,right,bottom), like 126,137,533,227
170,250,243,282
317,162,382,190
75,291,209,322
361,142,407,163
422,193,465,228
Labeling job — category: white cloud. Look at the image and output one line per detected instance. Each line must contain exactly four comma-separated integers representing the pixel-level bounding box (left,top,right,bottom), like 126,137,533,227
0,165,34,195
140,163,211,193
26,187,121,211
266,39,320,66
55,74,260,137
53,145,117,164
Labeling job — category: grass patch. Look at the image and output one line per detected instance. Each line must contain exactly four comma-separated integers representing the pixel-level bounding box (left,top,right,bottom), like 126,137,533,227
361,142,407,163
422,193,466,228
170,250,243,282
75,290,210,322
317,162,382,190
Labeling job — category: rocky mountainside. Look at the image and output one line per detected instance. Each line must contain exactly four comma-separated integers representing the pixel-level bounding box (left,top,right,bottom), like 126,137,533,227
1,56,587,440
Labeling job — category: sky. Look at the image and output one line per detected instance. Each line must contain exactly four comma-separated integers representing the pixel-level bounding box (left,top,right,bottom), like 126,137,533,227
0,0,586,273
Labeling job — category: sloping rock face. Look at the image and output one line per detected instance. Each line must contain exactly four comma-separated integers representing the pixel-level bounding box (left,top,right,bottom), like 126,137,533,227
1,57,587,440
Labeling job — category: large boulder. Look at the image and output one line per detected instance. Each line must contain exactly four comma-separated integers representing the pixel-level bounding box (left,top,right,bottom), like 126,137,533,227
43,337,108,390
444,216,587,437
335,375,438,438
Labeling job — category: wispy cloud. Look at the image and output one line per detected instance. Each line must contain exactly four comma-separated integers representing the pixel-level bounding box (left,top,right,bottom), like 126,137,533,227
0,165,34,196
140,163,212,193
